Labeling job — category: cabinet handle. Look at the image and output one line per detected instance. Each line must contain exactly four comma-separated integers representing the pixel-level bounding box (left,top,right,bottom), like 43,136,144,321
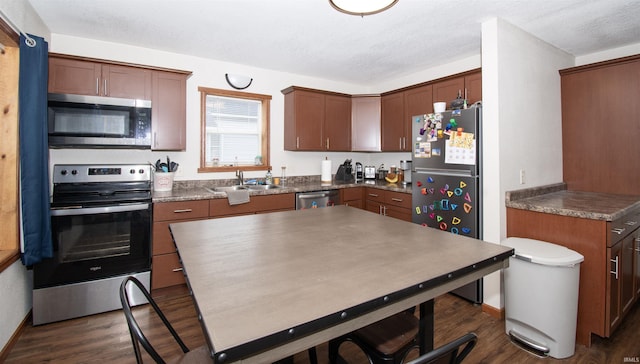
326,138,330,150
402,137,406,150
103,79,108,96
610,255,619,280
382,205,387,216
611,227,626,235
172,267,184,272
296,137,299,149
636,238,640,252
399,138,403,150
368,193,379,197
95,77,99,95
173,209,193,213
391,198,403,202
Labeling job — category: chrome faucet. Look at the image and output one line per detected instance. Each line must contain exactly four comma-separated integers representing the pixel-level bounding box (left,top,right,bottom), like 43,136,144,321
236,170,244,185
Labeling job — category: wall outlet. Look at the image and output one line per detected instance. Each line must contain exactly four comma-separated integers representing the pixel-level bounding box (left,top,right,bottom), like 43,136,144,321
519,169,525,185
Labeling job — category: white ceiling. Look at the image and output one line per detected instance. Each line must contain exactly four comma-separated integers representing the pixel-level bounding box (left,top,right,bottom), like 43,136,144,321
27,0,640,85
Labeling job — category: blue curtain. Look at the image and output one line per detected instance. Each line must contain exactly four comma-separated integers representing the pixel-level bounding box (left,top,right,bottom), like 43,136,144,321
19,33,52,266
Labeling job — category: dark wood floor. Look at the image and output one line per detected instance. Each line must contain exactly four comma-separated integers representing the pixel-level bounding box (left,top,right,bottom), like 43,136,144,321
5,284,640,363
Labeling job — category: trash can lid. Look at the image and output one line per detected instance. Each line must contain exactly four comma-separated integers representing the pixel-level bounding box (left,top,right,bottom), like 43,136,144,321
502,237,584,266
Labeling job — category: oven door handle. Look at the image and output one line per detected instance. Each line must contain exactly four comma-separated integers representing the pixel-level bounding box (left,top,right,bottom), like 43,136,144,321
50,203,150,216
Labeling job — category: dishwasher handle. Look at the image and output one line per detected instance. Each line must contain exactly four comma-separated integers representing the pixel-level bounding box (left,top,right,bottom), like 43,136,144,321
298,192,332,199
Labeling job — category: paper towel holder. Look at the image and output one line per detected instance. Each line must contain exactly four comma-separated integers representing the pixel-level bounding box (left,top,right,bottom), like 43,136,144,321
321,157,333,183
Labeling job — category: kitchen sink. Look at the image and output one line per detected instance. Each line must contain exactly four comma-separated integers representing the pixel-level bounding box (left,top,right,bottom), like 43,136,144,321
204,186,248,193
204,185,280,194
247,185,280,190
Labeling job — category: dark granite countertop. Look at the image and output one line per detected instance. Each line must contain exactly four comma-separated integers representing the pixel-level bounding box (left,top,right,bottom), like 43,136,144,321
505,183,640,221
152,178,411,203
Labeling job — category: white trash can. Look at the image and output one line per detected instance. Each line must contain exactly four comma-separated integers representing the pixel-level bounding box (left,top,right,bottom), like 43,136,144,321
502,237,584,359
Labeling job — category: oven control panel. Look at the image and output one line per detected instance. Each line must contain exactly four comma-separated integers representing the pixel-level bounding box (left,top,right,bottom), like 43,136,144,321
53,164,151,183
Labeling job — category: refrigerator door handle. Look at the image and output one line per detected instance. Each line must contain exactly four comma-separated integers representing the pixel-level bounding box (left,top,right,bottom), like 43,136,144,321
414,168,475,177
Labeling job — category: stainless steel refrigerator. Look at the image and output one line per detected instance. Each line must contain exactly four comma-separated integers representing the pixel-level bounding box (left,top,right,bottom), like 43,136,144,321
411,106,483,303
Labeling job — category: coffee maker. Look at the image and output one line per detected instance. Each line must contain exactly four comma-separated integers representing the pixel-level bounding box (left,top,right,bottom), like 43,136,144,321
400,160,412,186
354,162,363,182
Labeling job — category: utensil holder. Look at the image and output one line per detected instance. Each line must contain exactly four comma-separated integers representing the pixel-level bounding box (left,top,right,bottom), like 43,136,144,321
153,172,175,191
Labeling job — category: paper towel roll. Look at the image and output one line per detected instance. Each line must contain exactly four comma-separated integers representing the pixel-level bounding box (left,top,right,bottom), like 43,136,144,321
321,159,332,182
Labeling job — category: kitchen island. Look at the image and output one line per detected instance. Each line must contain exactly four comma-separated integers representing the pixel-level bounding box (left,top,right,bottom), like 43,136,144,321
506,183,640,347
170,206,512,363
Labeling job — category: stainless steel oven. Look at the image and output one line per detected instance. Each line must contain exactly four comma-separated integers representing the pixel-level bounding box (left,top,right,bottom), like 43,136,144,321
33,164,152,325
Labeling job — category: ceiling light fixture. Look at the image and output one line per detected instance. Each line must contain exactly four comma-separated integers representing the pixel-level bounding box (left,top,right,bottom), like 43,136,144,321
225,73,253,90
329,0,398,16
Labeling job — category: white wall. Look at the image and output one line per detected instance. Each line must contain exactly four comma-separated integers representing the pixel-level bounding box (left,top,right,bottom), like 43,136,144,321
480,18,573,309
575,42,640,66
0,0,49,354
0,0,49,40
0,261,32,351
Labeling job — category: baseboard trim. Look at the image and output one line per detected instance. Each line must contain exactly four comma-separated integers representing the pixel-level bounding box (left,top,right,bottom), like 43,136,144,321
0,310,31,362
482,303,504,319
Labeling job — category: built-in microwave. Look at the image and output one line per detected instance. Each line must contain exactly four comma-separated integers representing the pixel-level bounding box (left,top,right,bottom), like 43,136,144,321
48,93,152,148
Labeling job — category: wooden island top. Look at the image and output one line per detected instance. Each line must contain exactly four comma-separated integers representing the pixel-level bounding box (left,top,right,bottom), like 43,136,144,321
170,206,512,363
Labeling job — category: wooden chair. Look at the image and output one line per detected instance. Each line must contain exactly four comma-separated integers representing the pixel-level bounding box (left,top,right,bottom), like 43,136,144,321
119,276,212,364
328,309,420,364
405,333,477,364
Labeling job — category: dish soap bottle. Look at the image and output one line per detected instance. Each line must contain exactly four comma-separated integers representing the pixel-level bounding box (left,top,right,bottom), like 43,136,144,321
265,168,273,185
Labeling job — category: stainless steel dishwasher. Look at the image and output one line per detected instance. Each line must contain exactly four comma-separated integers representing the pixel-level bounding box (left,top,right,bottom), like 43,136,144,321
295,190,339,209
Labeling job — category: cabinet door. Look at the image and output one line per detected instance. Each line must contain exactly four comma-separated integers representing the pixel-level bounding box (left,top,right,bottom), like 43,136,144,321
635,234,640,299
102,64,152,99
561,60,640,195
621,234,635,316
351,96,381,152
381,92,406,151
433,76,465,107
365,199,384,215
210,194,295,217
465,72,482,105
48,57,101,95
152,253,186,289
293,90,324,150
342,187,364,209
405,85,433,118
152,71,187,150
384,205,412,222
607,241,622,333
324,94,351,151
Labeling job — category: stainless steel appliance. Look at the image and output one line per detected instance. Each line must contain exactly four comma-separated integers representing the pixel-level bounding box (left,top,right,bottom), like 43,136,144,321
48,93,152,148
364,166,376,179
296,190,339,209
355,162,363,182
33,164,152,325
400,160,412,185
411,106,483,303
